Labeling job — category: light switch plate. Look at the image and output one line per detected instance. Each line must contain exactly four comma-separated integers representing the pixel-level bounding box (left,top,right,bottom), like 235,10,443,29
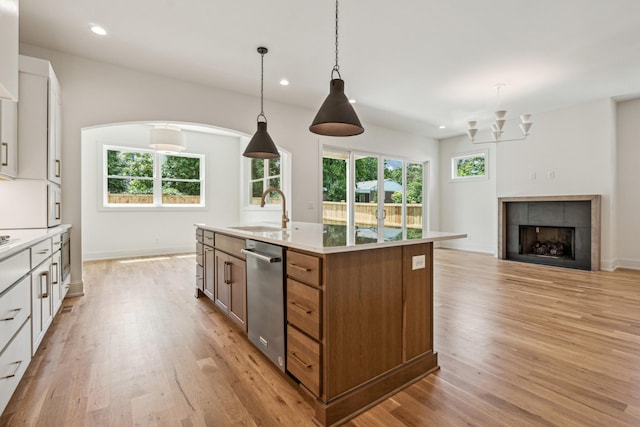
412,254,426,270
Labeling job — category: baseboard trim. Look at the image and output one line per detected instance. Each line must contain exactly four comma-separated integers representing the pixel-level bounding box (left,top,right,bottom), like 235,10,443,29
66,280,85,297
616,258,640,271
83,246,194,261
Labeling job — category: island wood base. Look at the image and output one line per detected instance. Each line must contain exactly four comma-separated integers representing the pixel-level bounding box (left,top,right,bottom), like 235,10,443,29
312,351,439,426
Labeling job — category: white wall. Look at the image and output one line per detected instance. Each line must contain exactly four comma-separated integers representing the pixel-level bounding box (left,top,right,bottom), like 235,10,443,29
439,99,621,269
616,99,640,269
81,123,240,260
19,44,438,292
438,138,496,254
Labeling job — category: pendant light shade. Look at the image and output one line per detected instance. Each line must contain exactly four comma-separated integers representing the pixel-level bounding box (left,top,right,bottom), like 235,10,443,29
309,78,363,136
149,125,187,153
243,47,280,159
309,0,364,137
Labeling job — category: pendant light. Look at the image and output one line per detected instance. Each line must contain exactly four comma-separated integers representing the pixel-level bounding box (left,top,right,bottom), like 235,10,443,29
309,0,364,137
149,125,187,153
243,47,280,159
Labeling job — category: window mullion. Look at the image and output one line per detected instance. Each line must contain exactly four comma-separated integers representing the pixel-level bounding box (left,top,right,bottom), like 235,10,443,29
154,153,162,206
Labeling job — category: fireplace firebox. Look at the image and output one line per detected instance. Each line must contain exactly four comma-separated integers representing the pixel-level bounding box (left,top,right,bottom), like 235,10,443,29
519,225,575,260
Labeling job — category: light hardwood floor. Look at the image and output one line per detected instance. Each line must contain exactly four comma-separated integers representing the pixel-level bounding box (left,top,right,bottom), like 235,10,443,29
1,250,639,426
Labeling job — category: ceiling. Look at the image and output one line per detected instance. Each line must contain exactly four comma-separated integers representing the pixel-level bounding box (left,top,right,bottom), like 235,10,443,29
18,0,640,138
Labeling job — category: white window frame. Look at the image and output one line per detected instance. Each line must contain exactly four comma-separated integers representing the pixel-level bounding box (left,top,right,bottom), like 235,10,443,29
102,144,206,209
450,149,489,182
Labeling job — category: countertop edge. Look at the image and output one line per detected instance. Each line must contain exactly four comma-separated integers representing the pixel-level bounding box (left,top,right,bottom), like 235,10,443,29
0,225,72,261
195,222,467,254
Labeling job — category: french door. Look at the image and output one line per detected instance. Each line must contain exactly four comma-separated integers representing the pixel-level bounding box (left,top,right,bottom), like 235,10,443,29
322,148,427,243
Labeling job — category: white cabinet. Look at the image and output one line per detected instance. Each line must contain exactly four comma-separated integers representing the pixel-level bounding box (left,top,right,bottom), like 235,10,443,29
17,55,62,185
0,99,18,179
0,0,19,101
31,239,54,354
0,248,31,416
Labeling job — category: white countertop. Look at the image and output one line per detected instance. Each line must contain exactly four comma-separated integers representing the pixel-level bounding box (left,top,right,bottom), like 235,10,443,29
197,222,467,254
0,225,71,261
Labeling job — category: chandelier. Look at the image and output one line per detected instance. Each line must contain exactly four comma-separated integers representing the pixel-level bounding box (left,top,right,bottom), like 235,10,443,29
466,84,532,144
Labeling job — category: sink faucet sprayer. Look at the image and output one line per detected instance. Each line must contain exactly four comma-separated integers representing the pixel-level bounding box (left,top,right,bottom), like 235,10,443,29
260,188,289,229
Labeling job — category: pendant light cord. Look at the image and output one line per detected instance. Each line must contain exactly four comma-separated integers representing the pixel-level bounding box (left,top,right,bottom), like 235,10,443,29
258,48,267,122
332,0,341,79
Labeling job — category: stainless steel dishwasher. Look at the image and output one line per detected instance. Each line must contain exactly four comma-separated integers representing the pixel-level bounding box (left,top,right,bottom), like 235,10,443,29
241,239,286,371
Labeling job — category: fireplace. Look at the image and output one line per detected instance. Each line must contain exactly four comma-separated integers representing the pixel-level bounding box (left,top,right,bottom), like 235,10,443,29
519,225,575,260
498,195,601,271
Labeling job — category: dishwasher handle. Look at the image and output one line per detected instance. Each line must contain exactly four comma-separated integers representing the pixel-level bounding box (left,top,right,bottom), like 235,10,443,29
241,248,282,263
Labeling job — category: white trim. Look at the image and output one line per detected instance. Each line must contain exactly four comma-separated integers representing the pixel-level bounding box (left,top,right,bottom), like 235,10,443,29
241,147,291,214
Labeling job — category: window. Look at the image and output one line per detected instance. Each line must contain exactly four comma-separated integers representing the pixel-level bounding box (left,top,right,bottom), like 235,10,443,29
249,157,281,206
451,151,487,180
104,145,204,207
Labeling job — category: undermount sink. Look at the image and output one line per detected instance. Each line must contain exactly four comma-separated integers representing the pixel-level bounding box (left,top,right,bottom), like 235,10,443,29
229,225,284,232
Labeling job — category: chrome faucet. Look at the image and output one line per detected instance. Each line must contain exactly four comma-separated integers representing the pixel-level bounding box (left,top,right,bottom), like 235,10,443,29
260,188,289,229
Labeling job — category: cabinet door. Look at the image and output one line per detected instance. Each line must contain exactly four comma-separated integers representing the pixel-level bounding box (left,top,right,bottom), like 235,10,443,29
51,250,62,314
0,99,17,178
214,250,230,312
47,184,62,227
228,257,247,331
203,246,214,300
32,258,53,354
402,243,433,361
47,80,61,184
0,0,18,101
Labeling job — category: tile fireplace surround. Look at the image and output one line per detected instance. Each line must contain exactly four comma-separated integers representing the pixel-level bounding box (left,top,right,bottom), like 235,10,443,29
498,195,601,271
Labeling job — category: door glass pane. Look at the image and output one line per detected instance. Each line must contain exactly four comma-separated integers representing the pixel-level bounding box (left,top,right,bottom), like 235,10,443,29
383,159,403,241
355,155,378,244
322,151,348,226
406,162,424,239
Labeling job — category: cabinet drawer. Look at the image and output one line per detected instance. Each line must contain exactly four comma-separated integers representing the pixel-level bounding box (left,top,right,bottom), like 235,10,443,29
196,264,204,290
287,325,321,397
287,250,321,287
215,233,245,260
0,276,30,353
0,249,29,294
195,228,204,243
31,238,52,268
0,319,31,415
203,230,214,247
287,279,321,340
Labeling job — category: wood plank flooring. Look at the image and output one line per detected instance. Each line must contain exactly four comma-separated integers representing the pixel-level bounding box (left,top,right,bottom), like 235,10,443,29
2,250,639,426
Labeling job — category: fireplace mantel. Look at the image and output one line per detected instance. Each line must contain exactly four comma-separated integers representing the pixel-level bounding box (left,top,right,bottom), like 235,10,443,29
498,195,601,271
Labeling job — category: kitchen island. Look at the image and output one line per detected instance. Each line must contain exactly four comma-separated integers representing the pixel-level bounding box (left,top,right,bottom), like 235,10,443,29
195,222,465,426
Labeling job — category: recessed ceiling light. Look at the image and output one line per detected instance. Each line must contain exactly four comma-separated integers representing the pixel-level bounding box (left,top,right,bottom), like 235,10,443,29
90,24,107,36
349,99,356,104
279,79,289,86
439,125,446,129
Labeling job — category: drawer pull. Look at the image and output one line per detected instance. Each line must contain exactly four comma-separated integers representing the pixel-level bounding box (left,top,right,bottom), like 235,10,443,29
289,263,311,272
40,271,49,298
0,308,21,321
37,249,49,255
1,361,22,379
1,142,8,166
289,301,312,314
290,352,312,369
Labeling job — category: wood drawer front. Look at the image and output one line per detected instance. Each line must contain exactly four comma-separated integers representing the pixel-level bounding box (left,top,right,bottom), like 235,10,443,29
0,319,31,415
287,250,321,287
287,325,321,397
287,279,321,340
0,276,31,353
196,228,204,243
215,234,246,260
203,230,214,247
0,249,30,294
31,238,52,268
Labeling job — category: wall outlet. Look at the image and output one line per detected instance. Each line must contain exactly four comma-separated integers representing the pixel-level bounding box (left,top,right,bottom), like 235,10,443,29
412,255,426,270
305,202,315,210
529,172,536,180
547,171,555,180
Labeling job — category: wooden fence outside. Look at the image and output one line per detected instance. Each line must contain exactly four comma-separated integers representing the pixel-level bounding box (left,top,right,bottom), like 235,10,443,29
107,194,201,204
323,201,422,228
